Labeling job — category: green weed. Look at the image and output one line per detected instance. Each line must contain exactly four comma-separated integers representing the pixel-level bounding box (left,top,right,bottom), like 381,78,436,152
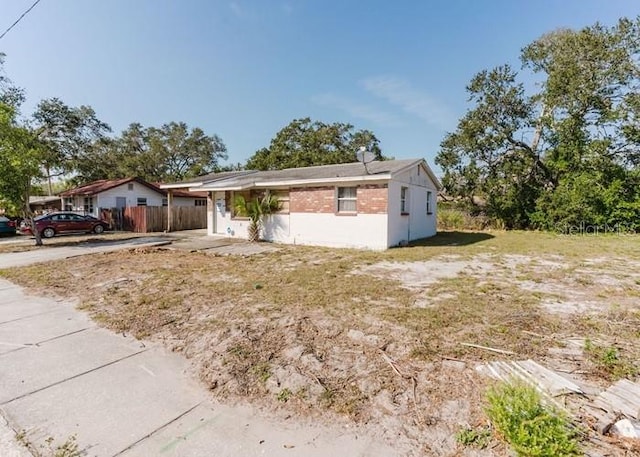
584,339,638,380
455,426,492,448
485,383,581,457
277,388,292,402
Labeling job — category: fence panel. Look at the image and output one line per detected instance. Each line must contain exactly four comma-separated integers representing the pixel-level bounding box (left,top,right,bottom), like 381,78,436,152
144,206,167,232
99,206,206,233
172,206,207,231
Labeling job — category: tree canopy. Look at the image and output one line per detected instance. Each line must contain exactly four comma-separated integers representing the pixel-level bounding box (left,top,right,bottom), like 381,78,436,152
436,17,640,231
74,122,228,184
31,97,111,194
0,103,41,216
245,118,386,170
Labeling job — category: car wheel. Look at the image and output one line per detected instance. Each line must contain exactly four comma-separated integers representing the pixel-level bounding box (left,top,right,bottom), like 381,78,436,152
93,224,105,234
42,227,55,238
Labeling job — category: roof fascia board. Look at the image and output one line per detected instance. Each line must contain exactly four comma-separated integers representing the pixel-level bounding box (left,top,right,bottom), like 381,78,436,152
255,174,392,187
196,174,392,191
161,182,204,189
391,159,442,190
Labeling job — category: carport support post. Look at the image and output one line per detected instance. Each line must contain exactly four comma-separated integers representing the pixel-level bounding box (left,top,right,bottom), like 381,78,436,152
207,191,215,236
167,189,174,232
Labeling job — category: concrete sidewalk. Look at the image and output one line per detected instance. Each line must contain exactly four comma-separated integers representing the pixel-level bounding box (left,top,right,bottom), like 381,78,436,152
0,280,398,456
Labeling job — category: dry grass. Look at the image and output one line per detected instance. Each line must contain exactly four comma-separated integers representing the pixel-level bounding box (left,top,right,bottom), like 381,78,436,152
1,230,639,456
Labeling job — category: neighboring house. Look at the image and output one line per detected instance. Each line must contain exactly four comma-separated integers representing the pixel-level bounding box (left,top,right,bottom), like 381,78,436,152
161,159,441,250
29,196,63,213
59,177,207,218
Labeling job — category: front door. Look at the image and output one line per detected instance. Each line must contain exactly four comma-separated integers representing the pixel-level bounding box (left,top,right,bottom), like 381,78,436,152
215,197,226,234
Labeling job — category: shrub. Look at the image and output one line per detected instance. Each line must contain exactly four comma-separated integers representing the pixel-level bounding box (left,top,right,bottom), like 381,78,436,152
485,383,581,457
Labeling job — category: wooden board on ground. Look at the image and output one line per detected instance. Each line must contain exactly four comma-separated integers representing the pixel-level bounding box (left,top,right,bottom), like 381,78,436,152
582,379,640,434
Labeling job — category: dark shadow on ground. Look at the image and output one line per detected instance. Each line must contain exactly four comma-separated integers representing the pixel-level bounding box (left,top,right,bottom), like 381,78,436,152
409,231,495,247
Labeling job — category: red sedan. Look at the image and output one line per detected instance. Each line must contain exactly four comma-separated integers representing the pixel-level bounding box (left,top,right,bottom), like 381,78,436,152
20,212,110,238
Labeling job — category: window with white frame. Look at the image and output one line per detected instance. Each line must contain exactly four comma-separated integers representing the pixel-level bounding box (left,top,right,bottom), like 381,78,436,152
83,196,94,214
128,183,134,191
400,187,409,214
137,197,147,206
337,187,357,213
64,197,73,211
162,198,168,207
426,191,433,214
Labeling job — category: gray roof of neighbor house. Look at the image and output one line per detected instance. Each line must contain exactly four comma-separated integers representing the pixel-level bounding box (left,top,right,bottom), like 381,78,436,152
160,159,441,191
29,196,63,204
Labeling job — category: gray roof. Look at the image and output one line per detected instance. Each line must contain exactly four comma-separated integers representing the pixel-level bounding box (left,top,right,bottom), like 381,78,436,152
160,170,253,188
162,159,441,191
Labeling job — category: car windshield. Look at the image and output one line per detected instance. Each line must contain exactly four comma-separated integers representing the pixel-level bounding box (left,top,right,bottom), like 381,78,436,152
34,214,49,221
0,216,8,222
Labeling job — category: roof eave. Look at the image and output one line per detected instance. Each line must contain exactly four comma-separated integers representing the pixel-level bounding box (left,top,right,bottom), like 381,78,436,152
197,174,392,191
256,174,392,187
391,159,442,190
161,182,204,189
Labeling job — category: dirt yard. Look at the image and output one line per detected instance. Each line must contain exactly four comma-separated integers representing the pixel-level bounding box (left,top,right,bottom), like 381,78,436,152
2,231,639,456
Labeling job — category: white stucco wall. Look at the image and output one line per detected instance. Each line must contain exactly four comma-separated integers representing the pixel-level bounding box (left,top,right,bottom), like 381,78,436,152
286,213,387,249
211,205,387,250
96,182,165,210
387,164,438,247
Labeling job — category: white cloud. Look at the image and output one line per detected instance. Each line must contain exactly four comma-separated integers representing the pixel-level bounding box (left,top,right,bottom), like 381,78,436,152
361,76,454,130
311,93,403,127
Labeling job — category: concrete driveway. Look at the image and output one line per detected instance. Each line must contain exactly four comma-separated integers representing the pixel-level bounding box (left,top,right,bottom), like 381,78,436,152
0,236,173,269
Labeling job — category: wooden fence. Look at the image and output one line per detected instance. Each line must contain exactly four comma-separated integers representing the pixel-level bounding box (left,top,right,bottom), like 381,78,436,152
100,206,207,233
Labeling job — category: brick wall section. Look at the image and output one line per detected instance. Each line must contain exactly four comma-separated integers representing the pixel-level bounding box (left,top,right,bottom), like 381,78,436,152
358,184,388,214
290,186,335,213
289,184,388,214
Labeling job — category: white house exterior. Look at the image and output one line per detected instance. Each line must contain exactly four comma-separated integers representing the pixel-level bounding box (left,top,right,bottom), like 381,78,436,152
59,177,207,217
162,159,441,250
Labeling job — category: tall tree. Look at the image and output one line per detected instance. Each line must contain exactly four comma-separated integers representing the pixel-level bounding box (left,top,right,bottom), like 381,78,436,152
0,102,45,245
246,118,386,170
30,98,111,194
436,17,640,230
0,53,25,109
73,122,227,183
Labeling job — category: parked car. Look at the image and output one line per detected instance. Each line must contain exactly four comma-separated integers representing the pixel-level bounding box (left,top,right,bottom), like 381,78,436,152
20,212,109,238
0,216,17,236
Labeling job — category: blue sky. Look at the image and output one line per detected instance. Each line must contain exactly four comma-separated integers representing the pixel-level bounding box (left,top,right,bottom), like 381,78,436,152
1,0,638,172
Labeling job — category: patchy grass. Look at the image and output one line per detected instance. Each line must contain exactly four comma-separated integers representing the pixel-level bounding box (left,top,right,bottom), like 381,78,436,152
15,432,80,457
1,230,639,455
583,338,639,381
